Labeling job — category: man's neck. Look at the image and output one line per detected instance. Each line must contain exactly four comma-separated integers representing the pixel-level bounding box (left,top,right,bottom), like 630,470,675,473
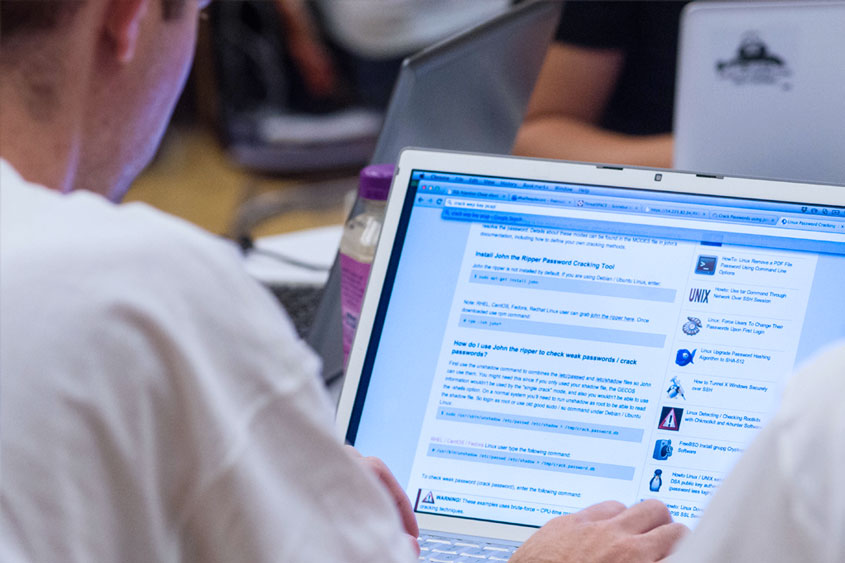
0,20,99,194
0,69,80,191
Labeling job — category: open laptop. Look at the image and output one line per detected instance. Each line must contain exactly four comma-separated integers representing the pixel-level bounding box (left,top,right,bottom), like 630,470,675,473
674,0,845,184
336,148,845,557
307,0,563,386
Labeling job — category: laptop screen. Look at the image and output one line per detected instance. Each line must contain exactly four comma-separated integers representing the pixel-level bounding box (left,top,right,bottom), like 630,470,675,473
345,167,845,529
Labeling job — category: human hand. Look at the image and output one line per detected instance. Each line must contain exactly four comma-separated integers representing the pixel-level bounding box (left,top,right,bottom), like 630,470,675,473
344,446,420,555
509,499,688,563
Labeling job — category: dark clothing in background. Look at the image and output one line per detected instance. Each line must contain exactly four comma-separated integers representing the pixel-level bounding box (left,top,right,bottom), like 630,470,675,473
555,1,691,135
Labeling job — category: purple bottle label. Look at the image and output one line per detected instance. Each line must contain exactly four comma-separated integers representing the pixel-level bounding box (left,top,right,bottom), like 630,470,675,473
340,253,373,365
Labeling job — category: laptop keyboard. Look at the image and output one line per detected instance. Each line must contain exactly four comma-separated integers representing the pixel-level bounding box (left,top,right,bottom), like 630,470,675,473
417,533,518,562
268,284,324,338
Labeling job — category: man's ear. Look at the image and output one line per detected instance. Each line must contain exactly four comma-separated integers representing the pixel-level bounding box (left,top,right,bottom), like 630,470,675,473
104,0,151,64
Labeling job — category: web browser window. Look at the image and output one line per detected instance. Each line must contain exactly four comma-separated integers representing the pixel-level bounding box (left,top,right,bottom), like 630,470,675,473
348,170,845,528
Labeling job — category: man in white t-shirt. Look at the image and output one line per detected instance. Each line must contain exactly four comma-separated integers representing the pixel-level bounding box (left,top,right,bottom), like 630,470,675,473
0,0,685,561
0,1,415,561
667,343,845,562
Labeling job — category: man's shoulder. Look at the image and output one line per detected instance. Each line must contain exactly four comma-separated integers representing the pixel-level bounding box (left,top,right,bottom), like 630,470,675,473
3,180,321,424
781,342,845,418
3,180,309,376
2,169,237,280
79,199,305,358
81,193,241,280
107,200,244,290
15,183,257,310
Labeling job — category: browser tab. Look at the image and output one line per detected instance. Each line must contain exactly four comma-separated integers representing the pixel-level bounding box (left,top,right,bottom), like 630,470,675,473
509,194,550,204
644,205,708,219
608,201,644,213
709,211,779,225
444,187,509,200
581,200,609,210
777,217,842,232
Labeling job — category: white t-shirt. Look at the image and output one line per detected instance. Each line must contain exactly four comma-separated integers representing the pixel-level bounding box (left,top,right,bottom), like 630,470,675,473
671,342,845,562
0,160,415,563
317,0,510,58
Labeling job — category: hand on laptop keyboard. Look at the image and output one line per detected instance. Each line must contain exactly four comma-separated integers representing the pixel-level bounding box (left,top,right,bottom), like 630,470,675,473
509,500,688,563
344,446,420,556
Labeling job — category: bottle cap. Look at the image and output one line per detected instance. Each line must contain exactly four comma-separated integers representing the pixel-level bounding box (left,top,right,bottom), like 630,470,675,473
358,163,394,201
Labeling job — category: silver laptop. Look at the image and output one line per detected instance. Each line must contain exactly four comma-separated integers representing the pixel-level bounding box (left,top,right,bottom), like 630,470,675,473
336,148,845,556
307,0,563,387
674,0,845,184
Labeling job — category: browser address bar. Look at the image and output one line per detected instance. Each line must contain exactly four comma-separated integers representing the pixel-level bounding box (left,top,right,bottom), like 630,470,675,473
443,198,845,243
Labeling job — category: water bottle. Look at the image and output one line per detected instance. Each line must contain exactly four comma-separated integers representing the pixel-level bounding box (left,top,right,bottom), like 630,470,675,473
339,163,394,365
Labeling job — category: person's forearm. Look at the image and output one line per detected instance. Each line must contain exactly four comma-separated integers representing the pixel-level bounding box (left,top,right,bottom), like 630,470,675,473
272,0,337,97
513,116,674,169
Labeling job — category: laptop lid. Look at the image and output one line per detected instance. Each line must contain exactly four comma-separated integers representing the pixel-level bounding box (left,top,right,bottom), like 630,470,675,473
370,0,562,166
337,148,845,542
307,0,562,385
674,1,845,184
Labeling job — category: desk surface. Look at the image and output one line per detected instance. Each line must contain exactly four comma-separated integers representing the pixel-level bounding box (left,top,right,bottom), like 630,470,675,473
244,225,342,286
126,126,350,237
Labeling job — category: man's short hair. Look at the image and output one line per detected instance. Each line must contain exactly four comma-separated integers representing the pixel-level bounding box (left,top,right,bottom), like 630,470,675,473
0,0,189,119
0,1,84,38
0,0,187,41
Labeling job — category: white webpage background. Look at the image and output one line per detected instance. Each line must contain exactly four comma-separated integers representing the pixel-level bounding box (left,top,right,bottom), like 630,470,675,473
406,221,817,528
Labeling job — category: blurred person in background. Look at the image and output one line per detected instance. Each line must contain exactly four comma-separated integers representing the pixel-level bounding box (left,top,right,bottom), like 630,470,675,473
514,1,690,167
275,0,510,108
